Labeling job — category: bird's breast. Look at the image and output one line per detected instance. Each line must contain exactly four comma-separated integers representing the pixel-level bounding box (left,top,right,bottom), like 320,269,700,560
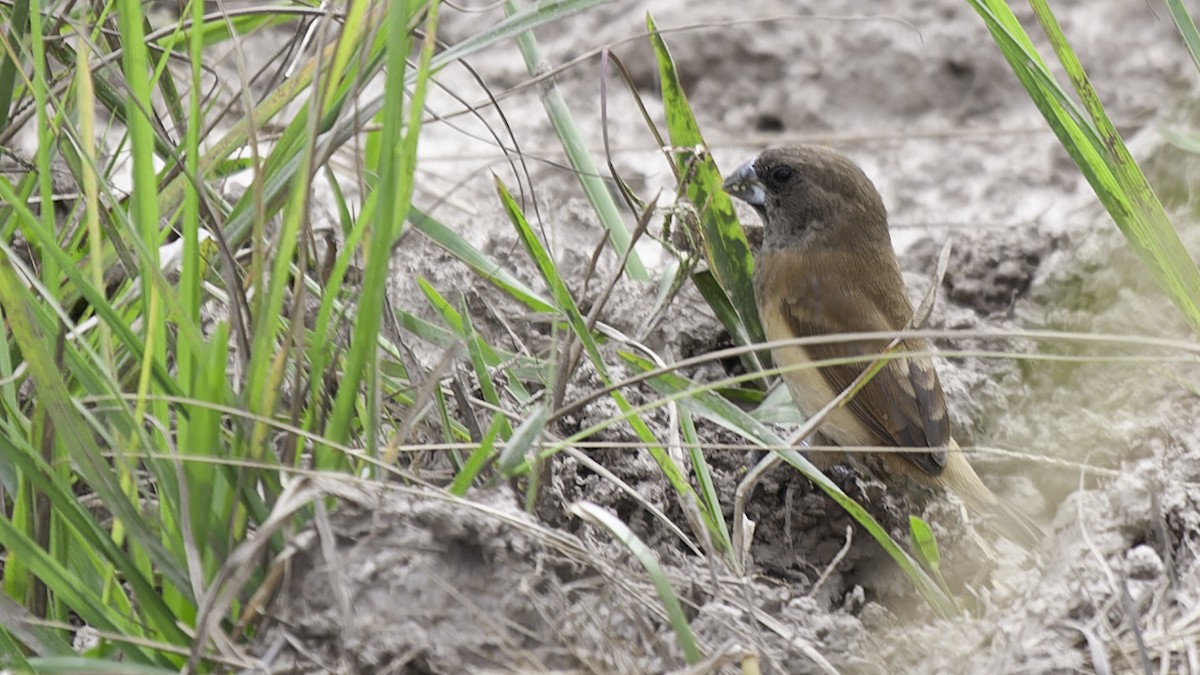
755,283,881,449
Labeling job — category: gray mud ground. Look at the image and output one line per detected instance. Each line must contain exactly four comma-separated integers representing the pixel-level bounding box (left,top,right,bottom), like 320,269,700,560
258,1,1200,673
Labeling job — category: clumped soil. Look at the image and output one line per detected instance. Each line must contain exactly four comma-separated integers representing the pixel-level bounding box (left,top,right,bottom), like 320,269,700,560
258,1,1200,673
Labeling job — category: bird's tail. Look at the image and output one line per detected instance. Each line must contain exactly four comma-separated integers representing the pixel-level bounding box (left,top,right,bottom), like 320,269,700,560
990,497,1046,550
940,439,1045,550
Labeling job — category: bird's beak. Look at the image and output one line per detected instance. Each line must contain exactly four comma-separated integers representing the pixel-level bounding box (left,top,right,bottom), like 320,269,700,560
722,160,766,211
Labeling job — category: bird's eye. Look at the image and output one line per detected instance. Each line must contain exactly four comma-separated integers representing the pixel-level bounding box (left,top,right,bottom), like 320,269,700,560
767,165,793,186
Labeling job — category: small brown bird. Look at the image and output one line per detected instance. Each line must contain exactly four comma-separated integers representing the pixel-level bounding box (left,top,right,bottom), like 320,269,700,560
723,145,1042,549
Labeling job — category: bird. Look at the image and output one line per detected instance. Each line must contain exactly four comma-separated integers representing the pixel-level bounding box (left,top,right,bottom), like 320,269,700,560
722,145,1043,549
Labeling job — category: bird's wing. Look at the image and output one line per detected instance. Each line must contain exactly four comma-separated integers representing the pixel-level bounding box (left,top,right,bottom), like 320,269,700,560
782,293,950,475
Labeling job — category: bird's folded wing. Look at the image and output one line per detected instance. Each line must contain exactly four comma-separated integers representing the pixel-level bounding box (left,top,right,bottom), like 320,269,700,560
785,303,950,476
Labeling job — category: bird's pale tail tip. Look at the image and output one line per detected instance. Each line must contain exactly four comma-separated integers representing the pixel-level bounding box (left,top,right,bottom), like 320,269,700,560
993,501,1045,550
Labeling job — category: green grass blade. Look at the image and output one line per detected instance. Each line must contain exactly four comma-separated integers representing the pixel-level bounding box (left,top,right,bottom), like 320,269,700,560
646,13,766,350
325,0,434,453
497,403,549,477
0,266,192,647
408,207,554,313
418,278,532,403
908,515,957,608
437,0,608,66
25,658,179,674
1166,0,1200,75
970,0,1200,332
570,502,703,664
423,283,513,437
908,516,942,570
0,0,29,132
692,270,767,379
678,406,732,554
495,175,709,535
450,413,508,496
507,0,648,281
116,0,165,372
0,518,163,665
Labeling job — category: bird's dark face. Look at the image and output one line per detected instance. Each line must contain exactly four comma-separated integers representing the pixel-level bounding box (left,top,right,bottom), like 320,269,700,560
722,145,889,252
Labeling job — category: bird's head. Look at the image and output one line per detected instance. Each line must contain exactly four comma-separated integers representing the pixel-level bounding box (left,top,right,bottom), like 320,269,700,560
722,145,889,253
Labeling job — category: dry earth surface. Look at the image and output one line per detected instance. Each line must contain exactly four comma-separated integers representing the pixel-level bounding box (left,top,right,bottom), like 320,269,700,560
241,1,1200,673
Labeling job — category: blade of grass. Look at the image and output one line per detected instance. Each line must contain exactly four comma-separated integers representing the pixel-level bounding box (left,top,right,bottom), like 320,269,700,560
419,278,533,400
495,176,716,540
24,658,179,674
0,264,189,656
497,403,549,477
505,0,649,282
909,515,956,608
1166,0,1200,75
408,207,554,314
325,1,439,452
646,13,765,350
970,0,1200,332
1031,0,1200,325
450,413,508,496
677,406,732,555
570,501,703,665
692,270,766,377
0,0,29,132
459,292,512,436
